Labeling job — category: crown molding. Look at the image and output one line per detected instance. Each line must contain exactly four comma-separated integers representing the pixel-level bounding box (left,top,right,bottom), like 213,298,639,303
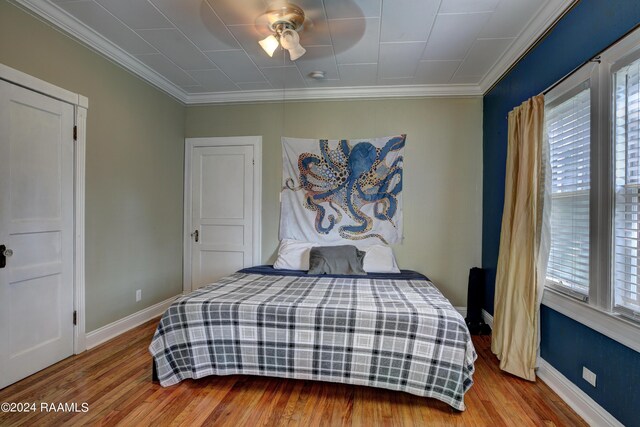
10,0,190,103
184,84,483,105
479,0,577,93
12,0,569,104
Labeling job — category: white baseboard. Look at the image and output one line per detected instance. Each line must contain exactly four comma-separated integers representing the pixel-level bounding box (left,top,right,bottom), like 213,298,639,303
537,358,623,427
482,310,619,425
456,307,495,330
85,295,178,349
482,309,494,328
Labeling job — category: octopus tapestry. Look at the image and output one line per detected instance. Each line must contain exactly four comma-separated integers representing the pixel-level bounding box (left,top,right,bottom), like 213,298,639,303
280,135,405,244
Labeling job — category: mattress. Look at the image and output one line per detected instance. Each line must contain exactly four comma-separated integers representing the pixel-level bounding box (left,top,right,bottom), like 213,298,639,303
149,266,476,410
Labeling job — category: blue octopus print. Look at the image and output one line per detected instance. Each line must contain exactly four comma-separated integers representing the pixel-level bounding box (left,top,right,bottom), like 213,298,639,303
284,135,405,243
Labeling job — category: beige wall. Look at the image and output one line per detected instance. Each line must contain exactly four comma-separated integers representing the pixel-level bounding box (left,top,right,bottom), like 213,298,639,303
1,0,483,325
0,1,185,331
186,98,483,306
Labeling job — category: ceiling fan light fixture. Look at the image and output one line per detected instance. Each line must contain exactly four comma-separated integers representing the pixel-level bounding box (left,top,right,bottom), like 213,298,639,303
279,28,298,50
257,3,307,61
259,35,280,57
279,28,306,60
288,44,306,61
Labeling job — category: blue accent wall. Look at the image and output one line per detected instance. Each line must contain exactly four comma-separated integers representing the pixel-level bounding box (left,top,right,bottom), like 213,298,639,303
482,0,640,424
540,306,640,427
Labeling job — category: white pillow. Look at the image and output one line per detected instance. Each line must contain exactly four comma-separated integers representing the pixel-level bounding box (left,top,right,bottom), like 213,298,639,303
273,239,400,273
359,244,400,273
273,239,316,270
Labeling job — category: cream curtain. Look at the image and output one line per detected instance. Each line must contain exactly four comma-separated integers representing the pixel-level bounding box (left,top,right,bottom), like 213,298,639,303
492,94,550,381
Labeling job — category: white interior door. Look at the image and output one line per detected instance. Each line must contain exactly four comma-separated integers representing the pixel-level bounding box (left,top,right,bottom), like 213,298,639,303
0,79,75,389
190,144,254,290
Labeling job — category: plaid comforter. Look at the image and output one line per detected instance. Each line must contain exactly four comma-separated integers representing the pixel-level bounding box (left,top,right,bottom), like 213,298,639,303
149,269,476,410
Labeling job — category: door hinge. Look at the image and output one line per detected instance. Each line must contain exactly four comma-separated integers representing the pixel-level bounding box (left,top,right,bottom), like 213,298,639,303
73,125,78,141
73,310,77,325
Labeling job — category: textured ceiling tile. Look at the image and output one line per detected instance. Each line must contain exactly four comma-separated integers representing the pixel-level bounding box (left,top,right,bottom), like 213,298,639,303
94,0,172,30
294,46,339,81
57,0,156,55
137,29,215,70
378,42,425,79
380,0,439,42
414,60,461,84
439,0,500,14
454,37,514,77
204,50,266,83
260,66,307,89
135,53,199,86
149,0,240,51
298,18,332,47
337,63,378,86
249,49,297,68
188,69,240,91
206,0,266,26
479,0,545,38
324,0,381,19
422,12,492,60
44,0,562,95
330,18,380,64
293,0,332,46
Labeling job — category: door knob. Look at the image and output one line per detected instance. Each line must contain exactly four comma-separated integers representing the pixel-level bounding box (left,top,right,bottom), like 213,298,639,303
4,248,13,257
191,230,199,243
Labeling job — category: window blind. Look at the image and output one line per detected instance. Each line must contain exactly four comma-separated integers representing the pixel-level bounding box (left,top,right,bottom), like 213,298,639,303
546,86,591,297
614,57,640,317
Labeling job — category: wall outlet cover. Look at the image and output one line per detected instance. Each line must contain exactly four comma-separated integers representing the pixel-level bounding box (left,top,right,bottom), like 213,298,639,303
582,366,597,387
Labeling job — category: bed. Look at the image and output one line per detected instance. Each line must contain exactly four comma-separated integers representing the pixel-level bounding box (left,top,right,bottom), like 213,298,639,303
149,266,476,411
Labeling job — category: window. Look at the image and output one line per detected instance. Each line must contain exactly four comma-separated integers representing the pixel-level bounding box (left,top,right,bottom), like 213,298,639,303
542,27,640,347
614,57,640,318
546,85,591,298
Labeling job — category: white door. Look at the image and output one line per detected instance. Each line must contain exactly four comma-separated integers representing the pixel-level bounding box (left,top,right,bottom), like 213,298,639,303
0,80,75,389
190,144,254,290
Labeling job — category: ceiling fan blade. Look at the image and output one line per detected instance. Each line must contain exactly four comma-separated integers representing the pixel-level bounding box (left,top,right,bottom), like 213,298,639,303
206,0,266,25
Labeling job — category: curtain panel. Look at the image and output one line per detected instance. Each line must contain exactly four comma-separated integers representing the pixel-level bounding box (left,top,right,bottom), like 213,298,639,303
492,95,550,381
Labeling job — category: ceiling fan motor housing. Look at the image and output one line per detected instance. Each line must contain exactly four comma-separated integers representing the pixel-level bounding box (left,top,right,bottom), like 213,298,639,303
263,3,306,33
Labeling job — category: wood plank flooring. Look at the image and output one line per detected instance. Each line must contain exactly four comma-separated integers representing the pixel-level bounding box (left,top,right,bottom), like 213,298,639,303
0,318,586,426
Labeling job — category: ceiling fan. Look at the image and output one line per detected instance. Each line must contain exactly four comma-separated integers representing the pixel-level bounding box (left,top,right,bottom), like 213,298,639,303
254,0,366,62
256,2,308,60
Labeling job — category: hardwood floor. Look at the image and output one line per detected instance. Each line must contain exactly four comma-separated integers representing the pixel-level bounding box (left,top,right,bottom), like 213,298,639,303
0,318,586,426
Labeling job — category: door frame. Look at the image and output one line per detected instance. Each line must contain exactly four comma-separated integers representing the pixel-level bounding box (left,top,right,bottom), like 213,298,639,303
183,136,262,293
0,63,88,354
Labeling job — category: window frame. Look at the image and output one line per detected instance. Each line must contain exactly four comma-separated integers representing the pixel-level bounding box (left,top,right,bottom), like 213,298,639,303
541,26,640,353
545,69,596,301
610,47,640,320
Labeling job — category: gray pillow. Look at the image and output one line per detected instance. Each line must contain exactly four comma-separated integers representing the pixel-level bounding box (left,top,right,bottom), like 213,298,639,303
308,245,366,275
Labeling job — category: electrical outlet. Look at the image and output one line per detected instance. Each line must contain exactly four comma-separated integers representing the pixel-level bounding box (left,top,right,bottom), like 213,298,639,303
136,289,142,302
582,366,596,387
